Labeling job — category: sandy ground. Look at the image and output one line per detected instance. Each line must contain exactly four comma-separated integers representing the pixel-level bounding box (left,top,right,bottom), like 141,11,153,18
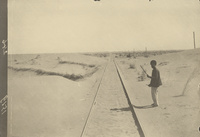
116,49,200,137
83,60,140,137
8,53,108,137
8,49,200,137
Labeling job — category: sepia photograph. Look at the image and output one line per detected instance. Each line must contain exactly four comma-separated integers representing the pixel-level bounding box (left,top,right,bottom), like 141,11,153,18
0,0,200,137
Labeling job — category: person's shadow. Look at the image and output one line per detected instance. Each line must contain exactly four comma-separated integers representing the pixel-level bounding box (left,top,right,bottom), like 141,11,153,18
110,107,131,112
132,104,155,109
110,104,155,112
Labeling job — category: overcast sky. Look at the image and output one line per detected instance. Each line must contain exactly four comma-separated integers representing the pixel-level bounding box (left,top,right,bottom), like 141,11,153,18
8,0,200,54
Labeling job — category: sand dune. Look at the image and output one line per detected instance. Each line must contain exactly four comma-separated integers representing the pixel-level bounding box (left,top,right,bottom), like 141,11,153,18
8,53,107,80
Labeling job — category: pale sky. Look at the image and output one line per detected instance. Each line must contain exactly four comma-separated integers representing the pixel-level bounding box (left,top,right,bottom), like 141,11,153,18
8,0,200,54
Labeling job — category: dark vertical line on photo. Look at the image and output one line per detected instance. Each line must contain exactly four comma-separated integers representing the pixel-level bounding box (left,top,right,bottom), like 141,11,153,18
193,32,196,49
0,0,8,137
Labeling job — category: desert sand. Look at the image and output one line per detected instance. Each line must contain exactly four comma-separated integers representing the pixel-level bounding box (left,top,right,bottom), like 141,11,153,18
8,49,200,137
116,48,200,137
8,53,108,137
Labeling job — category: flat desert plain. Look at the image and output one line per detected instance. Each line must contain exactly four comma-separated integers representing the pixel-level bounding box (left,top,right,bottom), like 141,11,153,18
8,49,200,137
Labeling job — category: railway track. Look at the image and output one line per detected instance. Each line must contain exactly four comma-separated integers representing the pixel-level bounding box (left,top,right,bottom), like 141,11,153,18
80,58,145,137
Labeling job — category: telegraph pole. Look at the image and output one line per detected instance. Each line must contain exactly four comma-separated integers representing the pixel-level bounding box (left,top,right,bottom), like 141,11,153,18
193,32,196,49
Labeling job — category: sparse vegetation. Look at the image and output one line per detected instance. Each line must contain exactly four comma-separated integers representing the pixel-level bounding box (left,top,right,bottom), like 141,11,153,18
120,61,125,64
143,53,149,58
129,63,136,69
158,62,169,66
8,66,98,81
35,55,40,59
127,53,131,58
113,50,182,59
138,70,147,81
58,60,95,68
83,52,109,58
57,57,61,61
8,54,100,81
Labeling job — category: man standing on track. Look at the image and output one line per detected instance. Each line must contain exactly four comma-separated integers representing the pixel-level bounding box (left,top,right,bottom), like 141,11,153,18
147,60,162,107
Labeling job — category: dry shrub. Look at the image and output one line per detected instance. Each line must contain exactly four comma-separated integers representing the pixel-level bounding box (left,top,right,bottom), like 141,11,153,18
129,63,136,69
35,55,40,59
59,60,95,68
138,71,147,81
8,66,84,81
120,61,125,64
143,54,149,58
127,53,131,58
